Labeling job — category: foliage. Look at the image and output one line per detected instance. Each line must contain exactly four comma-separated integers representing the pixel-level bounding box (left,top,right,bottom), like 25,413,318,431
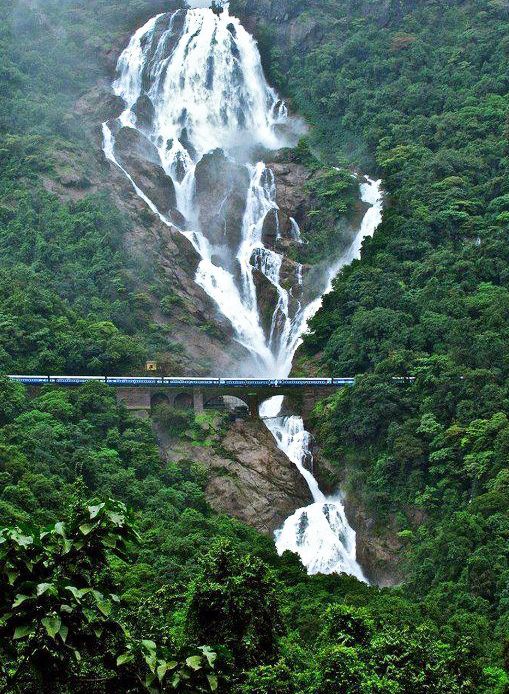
2,0,509,690
0,494,218,692
0,0,188,375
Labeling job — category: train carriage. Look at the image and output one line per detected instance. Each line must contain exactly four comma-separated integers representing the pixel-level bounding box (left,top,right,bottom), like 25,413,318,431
220,378,276,387
8,375,50,385
49,376,106,385
164,378,220,387
105,377,163,386
277,378,332,387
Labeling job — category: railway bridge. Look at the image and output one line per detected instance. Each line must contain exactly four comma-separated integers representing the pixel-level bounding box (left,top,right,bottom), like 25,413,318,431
7,376,359,420
117,384,339,420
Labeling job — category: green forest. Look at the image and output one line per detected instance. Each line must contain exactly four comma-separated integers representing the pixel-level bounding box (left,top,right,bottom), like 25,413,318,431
2,0,509,691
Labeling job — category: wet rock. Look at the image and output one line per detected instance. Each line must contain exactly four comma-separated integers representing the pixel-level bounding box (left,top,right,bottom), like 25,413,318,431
252,268,279,336
114,126,177,212
259,160,312,247
271,162,311,225
161,418,311,534
194,148,250,250
261,208,280,244
133,94,156,130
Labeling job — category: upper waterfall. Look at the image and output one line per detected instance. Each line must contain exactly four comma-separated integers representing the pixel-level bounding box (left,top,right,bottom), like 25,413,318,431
114,8,289,171
104,5,312,375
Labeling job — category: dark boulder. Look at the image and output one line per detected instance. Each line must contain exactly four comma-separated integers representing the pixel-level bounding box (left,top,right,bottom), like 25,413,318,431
114,126,177,213
194,148,250,250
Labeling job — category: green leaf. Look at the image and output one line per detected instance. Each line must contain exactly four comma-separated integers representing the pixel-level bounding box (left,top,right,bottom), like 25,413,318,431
79,523,94,536
59,624,69,643
12,594,31,608
65,585,91,601
207,673,218,692
36,582,54,596
11,531,33,547
157,661,168,682
141,640,157,654
53,522,66,537
88,503,105,519
42,615,61,639
96,599,112,617
83,607,97,623
200,645,217,667
117,653,134,666
107,512,125,526
13,624,33,640
186,655,203,671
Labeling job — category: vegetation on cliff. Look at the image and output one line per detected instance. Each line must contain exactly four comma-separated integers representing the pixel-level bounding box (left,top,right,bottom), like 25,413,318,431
1,0,509,690
0,380,498,691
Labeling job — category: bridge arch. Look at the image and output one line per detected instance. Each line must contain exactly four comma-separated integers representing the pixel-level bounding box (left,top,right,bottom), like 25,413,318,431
204,395,250,416
174,392,193,409
151,392,171,409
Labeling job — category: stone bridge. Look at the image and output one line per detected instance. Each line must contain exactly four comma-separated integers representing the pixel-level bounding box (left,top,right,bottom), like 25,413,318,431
116,385,338,420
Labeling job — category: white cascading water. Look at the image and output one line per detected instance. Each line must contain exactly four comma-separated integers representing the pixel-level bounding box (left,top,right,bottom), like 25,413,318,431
261,177,382,580
103,3,383,579
103,5,301,373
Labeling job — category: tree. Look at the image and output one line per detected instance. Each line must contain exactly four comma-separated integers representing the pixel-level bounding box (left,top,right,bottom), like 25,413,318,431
0,495,218,693
185,540,283,673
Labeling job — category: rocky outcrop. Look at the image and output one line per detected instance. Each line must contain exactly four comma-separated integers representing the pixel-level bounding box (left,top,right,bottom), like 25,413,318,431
344,497,404,588
232,0,325,59
233,0,422,46
114,126,178,213
160,418,311,534
194,149,250,253
262,159,313,247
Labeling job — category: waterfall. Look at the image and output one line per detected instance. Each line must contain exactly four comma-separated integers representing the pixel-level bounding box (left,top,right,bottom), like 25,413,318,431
103,5,383,579
260,178,381,581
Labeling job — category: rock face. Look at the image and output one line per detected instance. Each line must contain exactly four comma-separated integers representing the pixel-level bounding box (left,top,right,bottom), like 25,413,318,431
114,126,178,213
262,159,313,247
161,419,311,534
343,497,404,588
44,81,252,376
194,149,250,253
234,0,418,42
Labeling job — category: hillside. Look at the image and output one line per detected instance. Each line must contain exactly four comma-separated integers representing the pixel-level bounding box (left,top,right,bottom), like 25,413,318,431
1,0,509,692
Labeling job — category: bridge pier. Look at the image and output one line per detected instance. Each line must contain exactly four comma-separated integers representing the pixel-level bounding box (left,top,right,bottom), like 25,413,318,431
247,394,260,420
193,389,204,414
116,388,151,419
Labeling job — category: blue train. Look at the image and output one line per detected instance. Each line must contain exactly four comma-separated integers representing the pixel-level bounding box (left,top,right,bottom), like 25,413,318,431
6,375,357,387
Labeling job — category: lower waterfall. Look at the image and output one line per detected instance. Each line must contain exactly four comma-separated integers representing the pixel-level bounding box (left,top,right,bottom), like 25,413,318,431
260,177,382,581
261,397,367,581
103,3,383,579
